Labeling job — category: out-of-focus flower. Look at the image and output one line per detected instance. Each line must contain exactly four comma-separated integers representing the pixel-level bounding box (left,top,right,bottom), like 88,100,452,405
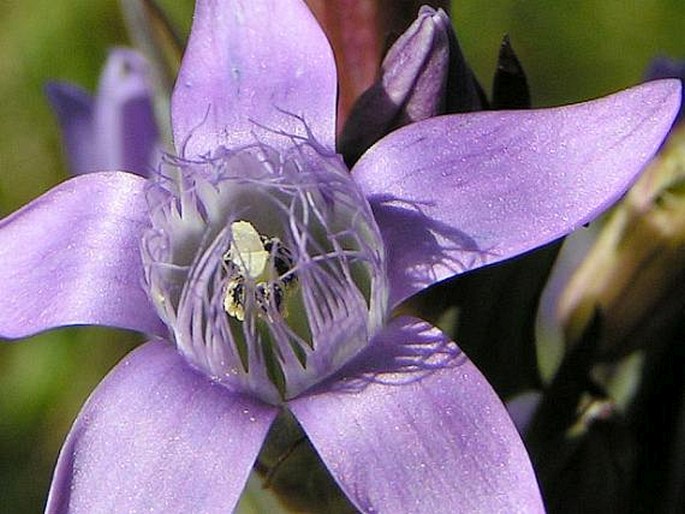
0,0,679,512
46,48,160,176
507,391,543,435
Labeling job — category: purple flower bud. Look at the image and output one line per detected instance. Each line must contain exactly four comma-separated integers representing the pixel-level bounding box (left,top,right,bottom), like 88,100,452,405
340,6,482,164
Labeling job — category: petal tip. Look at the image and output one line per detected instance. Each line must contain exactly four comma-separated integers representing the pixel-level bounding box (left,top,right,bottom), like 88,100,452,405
44,81,91,112
638,77,682,123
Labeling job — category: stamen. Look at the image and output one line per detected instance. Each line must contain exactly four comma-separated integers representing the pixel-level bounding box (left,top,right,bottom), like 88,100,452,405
223,276,246,321
221,220,297,323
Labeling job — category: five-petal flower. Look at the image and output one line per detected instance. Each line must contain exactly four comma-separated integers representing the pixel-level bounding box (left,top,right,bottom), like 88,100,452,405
0,1,680,513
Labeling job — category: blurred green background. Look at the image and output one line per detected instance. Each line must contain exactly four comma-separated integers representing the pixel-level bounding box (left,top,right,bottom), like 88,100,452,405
0,1,683,512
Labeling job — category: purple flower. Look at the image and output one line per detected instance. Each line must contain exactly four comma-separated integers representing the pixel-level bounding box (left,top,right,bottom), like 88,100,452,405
45,47,160,176
0,1,680,512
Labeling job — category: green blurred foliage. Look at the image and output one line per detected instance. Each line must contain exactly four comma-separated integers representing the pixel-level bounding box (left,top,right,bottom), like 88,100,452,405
0,1,683,513
453,0,685,106
0,0,122,216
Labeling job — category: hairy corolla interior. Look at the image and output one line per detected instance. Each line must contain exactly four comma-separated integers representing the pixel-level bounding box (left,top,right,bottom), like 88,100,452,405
142,142,388,403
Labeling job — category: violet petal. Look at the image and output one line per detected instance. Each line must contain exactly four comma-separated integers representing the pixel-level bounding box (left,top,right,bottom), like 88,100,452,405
353,80,681,306
45,340,277,514
171,0,337,157
0,172,165,338
45,82,97,175
290,316,544,513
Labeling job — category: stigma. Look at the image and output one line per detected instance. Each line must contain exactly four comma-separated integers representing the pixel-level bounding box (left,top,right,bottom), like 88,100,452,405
222,220,296,321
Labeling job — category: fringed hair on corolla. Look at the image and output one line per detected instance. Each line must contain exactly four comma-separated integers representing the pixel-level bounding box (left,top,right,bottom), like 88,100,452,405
141,128,389,404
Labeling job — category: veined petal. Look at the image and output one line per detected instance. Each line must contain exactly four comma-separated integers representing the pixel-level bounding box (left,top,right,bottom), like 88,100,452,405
45,340,277,514
290,316,544,513
353,80,682,306
0,172,164,338
172,0,337,158
94,48,160,176
45,82,96,175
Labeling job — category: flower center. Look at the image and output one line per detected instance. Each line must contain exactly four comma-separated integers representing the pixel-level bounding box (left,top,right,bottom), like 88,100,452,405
142,142,388,403
222,220,296,322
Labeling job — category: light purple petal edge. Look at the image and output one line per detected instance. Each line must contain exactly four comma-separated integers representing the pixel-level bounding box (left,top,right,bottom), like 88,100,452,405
290,316,545,514
0,172,165,338
46,340,277,514
171,0,337,157
353,79,681,306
